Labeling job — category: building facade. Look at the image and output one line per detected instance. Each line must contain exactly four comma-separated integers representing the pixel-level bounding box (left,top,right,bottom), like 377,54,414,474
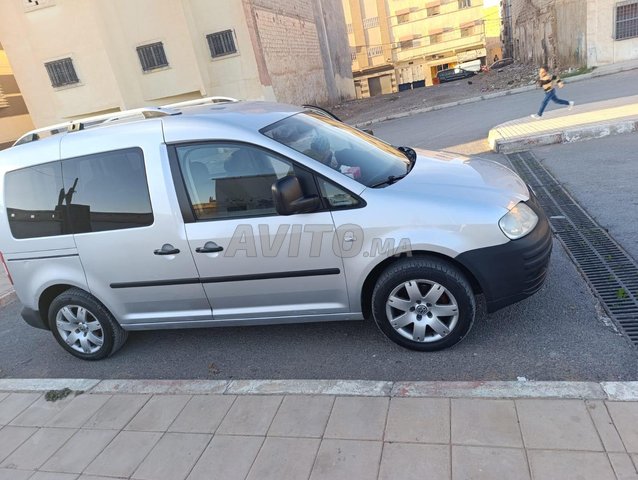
510,0,638,69
0,40,34,149
390,0,488,89
342,0,397,98
0,0,354,129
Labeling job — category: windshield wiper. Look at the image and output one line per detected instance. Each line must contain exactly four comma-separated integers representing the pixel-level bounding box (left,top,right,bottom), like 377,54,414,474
370,173,408,188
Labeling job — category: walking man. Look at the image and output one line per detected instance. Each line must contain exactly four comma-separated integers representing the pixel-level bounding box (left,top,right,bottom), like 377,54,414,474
531,66,574,119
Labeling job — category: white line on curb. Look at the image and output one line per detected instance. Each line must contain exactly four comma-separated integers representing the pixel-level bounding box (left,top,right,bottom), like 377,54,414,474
0,378,100,392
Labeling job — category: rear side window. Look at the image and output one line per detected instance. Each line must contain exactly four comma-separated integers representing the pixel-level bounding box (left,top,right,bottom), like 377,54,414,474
61,148,153,234
4,148,153,239
5,161,67,239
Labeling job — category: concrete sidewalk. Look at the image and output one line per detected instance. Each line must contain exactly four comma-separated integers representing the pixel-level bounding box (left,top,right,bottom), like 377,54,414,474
488,95,638,153
1,381,638,479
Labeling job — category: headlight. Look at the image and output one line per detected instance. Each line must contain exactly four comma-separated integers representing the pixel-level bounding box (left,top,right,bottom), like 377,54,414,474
499,202,538,240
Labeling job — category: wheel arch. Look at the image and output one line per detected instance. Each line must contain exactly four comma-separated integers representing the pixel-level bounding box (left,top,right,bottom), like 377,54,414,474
360,250,482,319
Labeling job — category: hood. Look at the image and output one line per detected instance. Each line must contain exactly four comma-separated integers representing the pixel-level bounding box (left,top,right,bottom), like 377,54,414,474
378,149,529,211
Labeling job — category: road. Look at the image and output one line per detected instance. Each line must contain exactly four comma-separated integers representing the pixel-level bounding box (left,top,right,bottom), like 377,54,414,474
1,71,637,381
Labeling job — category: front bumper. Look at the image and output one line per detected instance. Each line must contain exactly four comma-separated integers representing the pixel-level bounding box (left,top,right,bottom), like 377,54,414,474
456,197,552,312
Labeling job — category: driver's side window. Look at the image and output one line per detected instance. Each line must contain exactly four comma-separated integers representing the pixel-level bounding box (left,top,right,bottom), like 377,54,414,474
176,143,293,221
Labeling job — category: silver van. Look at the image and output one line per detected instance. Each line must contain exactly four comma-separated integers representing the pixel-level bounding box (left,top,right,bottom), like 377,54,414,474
0,98,551,360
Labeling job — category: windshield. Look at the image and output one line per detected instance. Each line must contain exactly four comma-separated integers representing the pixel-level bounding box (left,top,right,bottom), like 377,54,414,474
261,112,410,187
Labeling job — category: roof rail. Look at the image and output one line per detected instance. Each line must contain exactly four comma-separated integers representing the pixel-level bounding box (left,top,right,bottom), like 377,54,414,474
13,107,172,147
12,97,240,147
160,96,239,109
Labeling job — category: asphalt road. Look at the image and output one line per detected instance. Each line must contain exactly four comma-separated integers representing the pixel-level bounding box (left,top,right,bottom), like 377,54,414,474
1,71,637,381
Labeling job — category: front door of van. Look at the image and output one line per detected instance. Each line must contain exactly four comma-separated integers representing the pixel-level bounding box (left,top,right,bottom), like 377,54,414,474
172,142,351,321
60,125,211,327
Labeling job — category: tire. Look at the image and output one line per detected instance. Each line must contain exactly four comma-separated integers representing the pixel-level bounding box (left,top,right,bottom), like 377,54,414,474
371,257,476,351
48,288,128,360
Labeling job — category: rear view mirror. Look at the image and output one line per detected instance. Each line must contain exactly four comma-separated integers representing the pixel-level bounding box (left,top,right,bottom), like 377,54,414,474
272,175,320,215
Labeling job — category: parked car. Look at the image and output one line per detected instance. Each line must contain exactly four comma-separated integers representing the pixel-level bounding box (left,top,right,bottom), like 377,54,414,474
0,97,551,360
489,58,515,70
437,67,476,83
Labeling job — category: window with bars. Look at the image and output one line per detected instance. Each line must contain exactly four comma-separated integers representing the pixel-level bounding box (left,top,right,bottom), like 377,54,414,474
207,30,238,58
346,23,354,34
458,0,472,8
44,58,79,87
136,42,169,72
397,13,410,24
368,46,383,57
427,6,440,16
400,39,414,50
430,33,443,44
461,26,475,37
363,16,379,29
616,0,638,39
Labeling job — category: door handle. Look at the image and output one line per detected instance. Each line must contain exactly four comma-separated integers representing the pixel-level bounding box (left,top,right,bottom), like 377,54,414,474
154,244,180,255
196,241,224,253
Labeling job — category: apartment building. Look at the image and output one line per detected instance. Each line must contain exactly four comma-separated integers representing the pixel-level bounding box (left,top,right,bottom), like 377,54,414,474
0,0,354,128
0,41,34,149
342,0,397,98
391,0,488,88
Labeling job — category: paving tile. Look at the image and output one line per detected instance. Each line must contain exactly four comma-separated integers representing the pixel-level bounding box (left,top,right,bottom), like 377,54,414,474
586,401,626,452
216,395,282,436
379,443,449,480
324,397,389,441
516,399,602,451
268,395,333,438
246,437,319,480
82,394,149,430
83,431,162,478
29,473,79,480
186,435,263,480
608,452,638,480
133,432,211,480
309,439,382,480
528,450,615,480
40,429,118,474
46,395,111,428
168,395,235,434
0,468,33,480
385,398,449,444
0,426,37,463
606,402,638,453
78,476,120,480
0,393,41,425
125,395,191,432
1,427,76,470
452,446,529,480
0,396,7,405
452,399,522,448
10,395,75,427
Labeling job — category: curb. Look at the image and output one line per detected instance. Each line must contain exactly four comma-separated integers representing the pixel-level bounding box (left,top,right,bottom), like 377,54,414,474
2,379,637,400
0,289,16,307
351,63,638,128
490,118,638,153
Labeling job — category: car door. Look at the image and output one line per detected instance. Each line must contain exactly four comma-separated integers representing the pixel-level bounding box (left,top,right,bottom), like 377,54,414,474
59,122,211,328
170,141,351,321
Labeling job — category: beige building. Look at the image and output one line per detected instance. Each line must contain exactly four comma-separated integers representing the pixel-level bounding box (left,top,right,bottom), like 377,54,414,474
391,0,488,88
0,40,34,149
511,0,638,69
342,0,397,98
0,0,354,129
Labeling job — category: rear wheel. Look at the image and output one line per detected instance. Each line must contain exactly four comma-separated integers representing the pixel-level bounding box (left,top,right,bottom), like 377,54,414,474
48,288,128,360
371,257,476,351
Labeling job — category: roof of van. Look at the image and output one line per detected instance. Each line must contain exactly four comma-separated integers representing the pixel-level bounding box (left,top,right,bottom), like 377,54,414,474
4,100,303,153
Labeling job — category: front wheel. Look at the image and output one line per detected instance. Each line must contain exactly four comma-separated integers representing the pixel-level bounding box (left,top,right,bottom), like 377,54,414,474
371,257,476,351
48,288,128,360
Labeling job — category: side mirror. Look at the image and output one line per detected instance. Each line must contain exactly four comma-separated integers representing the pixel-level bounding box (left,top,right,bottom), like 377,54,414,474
272,175,320,216
454,68,461,73
362,128,375,136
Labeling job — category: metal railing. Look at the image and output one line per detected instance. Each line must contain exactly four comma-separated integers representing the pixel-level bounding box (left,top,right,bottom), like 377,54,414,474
12,96,240,147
